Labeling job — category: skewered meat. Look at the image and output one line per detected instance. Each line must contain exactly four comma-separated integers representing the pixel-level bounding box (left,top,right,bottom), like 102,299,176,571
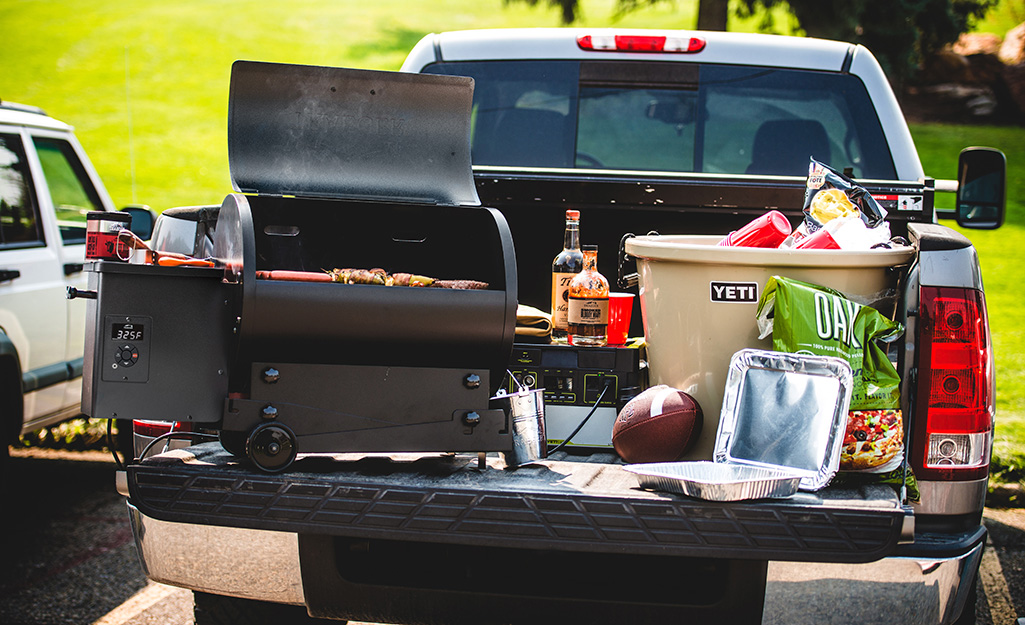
430,279,489,290
391,272,435,287
261,267,488,290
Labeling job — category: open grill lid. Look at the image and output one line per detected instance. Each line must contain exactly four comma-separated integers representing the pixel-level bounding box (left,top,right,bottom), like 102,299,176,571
227,60,480,206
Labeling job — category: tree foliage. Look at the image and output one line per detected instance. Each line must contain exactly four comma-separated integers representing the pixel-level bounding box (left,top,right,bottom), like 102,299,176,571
505,0,581,23
738,0,996,84
506,0,997,84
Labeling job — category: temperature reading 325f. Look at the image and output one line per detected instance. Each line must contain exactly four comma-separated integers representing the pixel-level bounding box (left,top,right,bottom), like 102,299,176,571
111,322,145,341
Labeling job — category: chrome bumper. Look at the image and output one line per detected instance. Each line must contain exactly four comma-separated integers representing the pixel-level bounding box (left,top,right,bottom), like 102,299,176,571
763,546,983,625
127,503,305,605
128,504,982,625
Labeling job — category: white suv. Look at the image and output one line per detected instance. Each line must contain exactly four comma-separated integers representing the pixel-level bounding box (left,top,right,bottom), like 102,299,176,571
0,100,152,467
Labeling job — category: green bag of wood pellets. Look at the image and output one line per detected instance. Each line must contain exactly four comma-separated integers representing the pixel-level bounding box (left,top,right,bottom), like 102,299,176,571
756,276,905,473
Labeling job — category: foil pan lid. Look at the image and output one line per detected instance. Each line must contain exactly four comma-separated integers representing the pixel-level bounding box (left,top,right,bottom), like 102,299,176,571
714,349,853,491
625,461,802,502
228,61,480,207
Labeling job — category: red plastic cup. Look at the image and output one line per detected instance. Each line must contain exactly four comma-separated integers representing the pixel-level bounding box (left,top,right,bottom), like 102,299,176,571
607,293,635,345
794,227,841,250
718,210,791,248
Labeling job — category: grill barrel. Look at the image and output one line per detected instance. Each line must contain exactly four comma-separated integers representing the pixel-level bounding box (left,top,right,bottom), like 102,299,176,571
218,193,517,382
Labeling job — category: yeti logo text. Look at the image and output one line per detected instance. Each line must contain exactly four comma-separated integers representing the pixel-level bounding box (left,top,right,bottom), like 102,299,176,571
710,282,758,303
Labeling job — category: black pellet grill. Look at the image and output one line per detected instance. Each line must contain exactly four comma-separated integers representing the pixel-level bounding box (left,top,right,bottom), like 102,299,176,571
82,61,519,471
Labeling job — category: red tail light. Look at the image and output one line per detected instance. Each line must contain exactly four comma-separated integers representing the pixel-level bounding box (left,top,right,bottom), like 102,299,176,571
577,34,706,54
133,420,194,438
911,286,994,481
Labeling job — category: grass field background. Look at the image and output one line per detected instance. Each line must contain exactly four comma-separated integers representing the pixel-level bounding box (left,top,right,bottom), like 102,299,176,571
1,0,1021,477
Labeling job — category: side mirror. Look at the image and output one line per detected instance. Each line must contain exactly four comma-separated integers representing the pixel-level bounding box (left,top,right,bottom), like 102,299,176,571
119,205,156,240
955,147,1005,229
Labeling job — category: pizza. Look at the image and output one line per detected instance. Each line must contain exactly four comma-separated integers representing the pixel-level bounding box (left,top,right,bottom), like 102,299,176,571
840,409,904,471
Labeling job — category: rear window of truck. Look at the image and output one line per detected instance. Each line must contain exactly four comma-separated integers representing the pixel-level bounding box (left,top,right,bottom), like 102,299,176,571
423,60,897,179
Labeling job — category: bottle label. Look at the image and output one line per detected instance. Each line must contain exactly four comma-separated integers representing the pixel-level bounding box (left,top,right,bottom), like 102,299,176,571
552,272,576,329
568,297,609,325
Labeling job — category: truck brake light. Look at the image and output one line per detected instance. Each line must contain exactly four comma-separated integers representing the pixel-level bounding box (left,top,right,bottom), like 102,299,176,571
577,34,706,54
133,420,193,438
912,286,994,480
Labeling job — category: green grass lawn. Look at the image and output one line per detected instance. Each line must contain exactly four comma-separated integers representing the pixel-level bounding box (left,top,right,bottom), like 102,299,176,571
1,0,1020,479
973,0,1025,35
0,0,800,211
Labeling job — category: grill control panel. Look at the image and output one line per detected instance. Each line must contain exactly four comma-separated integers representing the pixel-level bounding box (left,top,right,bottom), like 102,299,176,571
101,315,151,383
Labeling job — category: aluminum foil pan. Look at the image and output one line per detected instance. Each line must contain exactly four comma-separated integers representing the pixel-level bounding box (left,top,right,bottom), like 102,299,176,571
714,349,852,491
625,461,802,501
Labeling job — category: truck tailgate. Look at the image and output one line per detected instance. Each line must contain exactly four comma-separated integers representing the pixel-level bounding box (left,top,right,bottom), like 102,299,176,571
126,443,909,564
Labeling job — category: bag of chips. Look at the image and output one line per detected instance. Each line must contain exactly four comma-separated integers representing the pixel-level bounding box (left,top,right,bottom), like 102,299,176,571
756,276,905,473
786,159,891,249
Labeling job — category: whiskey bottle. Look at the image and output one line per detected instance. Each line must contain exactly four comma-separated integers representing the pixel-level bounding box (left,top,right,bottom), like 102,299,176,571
567,245,609,347
551,210,583,341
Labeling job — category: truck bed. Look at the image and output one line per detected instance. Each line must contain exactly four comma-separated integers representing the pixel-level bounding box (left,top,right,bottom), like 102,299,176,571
126,443,909,564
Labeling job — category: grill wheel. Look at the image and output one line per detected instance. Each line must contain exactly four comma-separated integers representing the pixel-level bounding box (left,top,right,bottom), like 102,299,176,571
245,422,297,473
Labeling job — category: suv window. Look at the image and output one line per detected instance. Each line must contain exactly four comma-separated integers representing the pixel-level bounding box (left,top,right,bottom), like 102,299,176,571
0,133,44,247
33,136,104,244
423,60,896,179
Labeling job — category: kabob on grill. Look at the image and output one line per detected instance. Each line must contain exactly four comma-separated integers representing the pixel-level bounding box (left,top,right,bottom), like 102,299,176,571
254,267,487,290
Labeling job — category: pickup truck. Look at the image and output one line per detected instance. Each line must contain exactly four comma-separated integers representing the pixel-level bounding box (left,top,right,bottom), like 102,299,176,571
0,100,152,477
111,29,1004,625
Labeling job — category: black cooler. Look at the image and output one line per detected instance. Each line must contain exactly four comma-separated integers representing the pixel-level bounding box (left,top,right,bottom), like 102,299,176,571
82,61,519,471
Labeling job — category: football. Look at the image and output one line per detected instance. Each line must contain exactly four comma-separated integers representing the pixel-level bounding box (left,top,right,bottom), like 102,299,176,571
612,385,703,463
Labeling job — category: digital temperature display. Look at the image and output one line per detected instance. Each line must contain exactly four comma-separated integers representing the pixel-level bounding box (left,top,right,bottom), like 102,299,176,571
112,323,144,341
